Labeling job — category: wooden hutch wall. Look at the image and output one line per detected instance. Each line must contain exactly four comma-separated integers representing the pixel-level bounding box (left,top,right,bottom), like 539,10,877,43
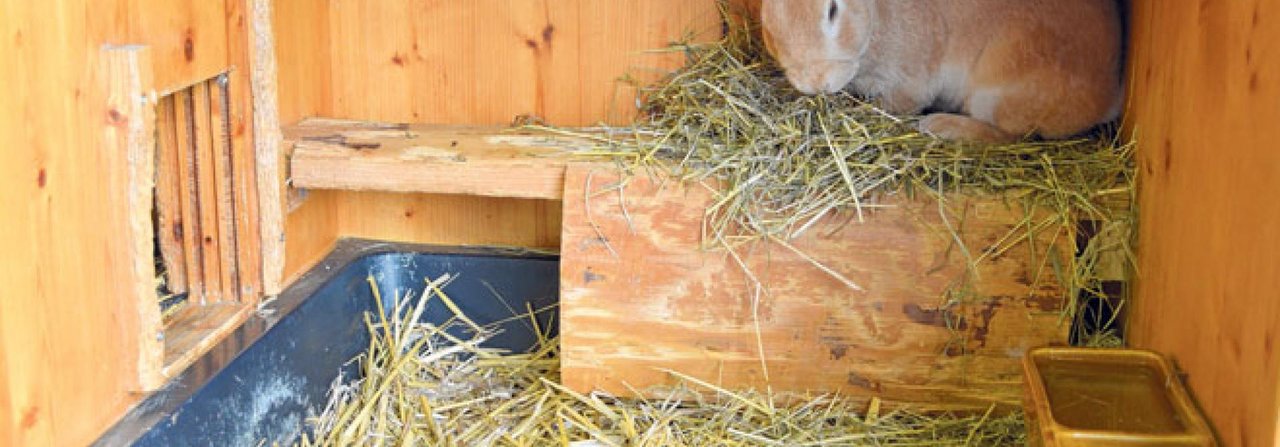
272,0,728,281
274,0,1280,443
2,0,1279,445
0,1,253,445
1126,0,1280,444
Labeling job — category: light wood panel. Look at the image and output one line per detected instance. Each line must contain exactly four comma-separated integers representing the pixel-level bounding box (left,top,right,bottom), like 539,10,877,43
1,1,140,443
559,166,1071,408
272,0,331,124
324,1,721,125
338,192,562,252
272,0,728,281
273,0,335,286
127,0,229,92
1126,0,1280,445
283,189,341,287
0,0,256,444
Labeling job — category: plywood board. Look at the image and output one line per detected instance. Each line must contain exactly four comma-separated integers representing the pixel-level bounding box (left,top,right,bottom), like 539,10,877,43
560,165,1071,408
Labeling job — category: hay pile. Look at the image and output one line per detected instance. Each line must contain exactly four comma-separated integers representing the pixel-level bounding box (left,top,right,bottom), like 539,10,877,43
300,276,1027,446
531,6,1136,344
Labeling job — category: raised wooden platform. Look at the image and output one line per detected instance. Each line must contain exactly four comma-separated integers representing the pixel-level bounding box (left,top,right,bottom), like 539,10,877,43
284,118,1085,409
286,118,600,200
558,165,1073,409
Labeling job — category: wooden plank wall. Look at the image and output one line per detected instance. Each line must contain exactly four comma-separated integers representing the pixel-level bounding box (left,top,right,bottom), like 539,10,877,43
1126,0,1280,445
273,0,340,284
272,0,726,280
0,1,246,445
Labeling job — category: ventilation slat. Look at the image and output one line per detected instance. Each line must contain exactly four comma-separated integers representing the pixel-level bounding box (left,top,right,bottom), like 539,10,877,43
172,88,206,300
154,96,188,294
209,76,240,301
190,82,224,302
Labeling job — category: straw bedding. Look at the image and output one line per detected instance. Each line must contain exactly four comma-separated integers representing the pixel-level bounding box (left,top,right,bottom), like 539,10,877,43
299,276,1027,446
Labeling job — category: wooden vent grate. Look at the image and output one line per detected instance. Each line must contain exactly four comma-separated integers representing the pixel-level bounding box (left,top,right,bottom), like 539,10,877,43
154,75,262,311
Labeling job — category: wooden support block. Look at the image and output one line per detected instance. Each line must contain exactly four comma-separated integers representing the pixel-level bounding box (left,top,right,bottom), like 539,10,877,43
209,78,241,302
154,96,188,294
287,119,596,200
173,89,206,301
102,45,164,391
559,164,1072,409
191,82,224,302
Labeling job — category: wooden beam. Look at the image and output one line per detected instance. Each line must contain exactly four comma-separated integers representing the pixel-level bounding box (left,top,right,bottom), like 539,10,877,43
226,0,265,303
287,119,597,200
248,0,287,295
559,164,1072,409
101,45,164,391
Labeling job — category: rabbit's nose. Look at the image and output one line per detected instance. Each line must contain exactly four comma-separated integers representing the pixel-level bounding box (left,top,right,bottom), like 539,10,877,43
820,76,846,94
787,73,818,95
808,72,846,94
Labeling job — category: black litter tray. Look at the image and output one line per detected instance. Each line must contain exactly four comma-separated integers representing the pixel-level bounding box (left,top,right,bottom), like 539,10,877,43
96,239,558,446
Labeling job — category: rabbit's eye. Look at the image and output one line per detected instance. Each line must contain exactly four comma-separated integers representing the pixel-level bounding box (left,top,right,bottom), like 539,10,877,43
827,0,839,22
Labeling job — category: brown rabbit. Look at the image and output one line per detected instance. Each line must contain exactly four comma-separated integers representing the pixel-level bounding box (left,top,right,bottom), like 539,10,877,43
760,0,1124,143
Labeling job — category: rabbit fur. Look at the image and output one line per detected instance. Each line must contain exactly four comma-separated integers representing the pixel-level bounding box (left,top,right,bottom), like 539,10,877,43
761,0,1124,142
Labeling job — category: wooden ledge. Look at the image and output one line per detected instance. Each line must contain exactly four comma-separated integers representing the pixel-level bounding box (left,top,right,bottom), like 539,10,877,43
286,118,602,200
161,302,253,378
